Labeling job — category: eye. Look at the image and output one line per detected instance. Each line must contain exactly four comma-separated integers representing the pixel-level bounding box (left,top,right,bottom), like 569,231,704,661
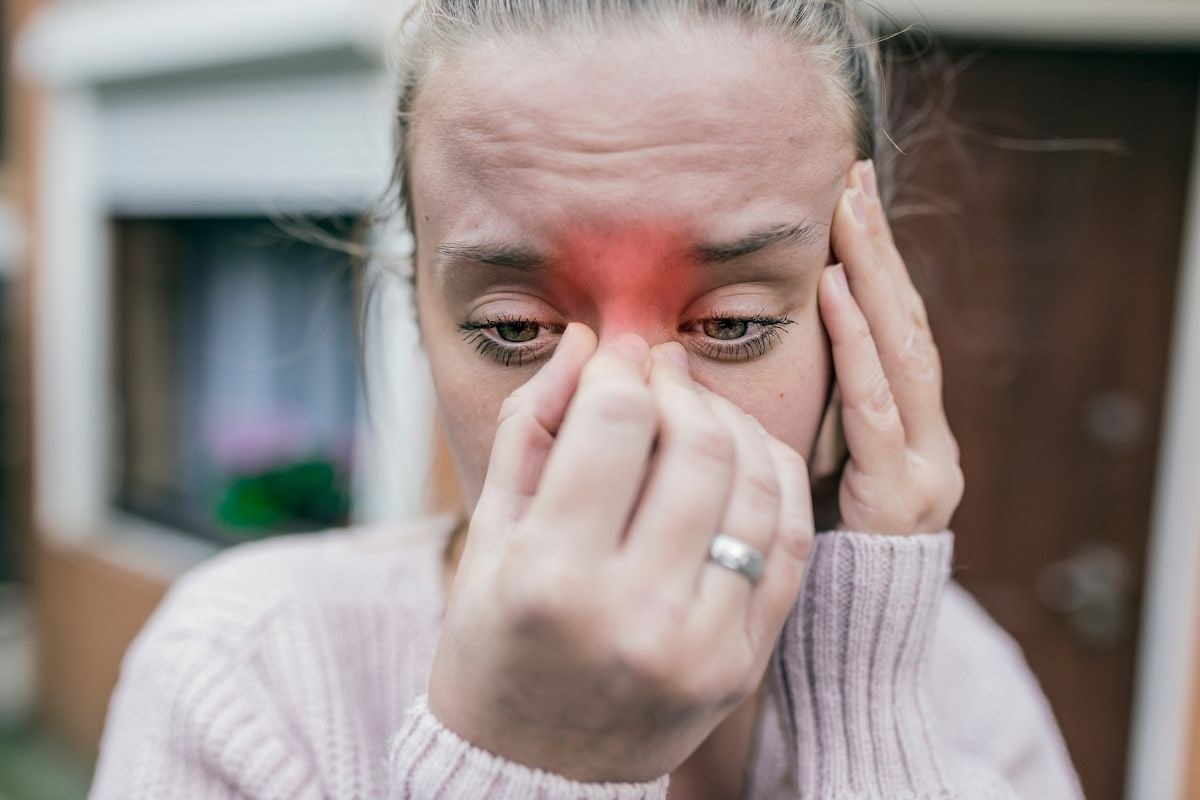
494,320,539,343
457,314,563,367
458,312,795,368
686,313,796,362
701,318,750,341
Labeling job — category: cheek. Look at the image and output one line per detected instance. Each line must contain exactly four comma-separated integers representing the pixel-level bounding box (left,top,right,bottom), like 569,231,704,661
696,314,831,457
428,356,506,512
419,287,521,509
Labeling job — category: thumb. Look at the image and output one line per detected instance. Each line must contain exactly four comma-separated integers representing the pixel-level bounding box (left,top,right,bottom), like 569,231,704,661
473,322,598,535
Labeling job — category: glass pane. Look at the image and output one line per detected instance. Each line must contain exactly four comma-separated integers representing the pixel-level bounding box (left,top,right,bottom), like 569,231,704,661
114,216,360,542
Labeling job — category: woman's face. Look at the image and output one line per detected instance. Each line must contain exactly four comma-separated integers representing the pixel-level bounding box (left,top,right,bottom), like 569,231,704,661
409,24,857,513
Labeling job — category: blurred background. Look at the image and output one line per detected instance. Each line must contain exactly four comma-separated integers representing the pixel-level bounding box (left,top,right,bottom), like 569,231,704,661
0,1,1198,798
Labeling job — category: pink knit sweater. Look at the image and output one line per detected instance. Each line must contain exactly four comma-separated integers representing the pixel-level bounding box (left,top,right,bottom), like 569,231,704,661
90,514,1085,799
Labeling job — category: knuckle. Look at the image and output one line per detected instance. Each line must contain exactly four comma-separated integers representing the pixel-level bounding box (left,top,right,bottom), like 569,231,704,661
902,317,943,382
946,462,966,502
773,441,808,475
633,591,691,638
729,648,760,695
497,391,530,424
584,382,656,430
679,645,754,706
861,372,898,420
908,290,932,331
843,478,913,531
778,517,815,561
909,455,939,494
850,314,874,346
947,432,962,462
710,656,757,704
743,468,782,507
498,554,578,627
911,452,964,510
677,420,736,466
900,326,936,378
878,421,907,452
501,409,553,455
615,631,678,688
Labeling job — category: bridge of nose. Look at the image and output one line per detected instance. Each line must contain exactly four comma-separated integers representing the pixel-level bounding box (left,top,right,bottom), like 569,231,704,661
551,222,700,345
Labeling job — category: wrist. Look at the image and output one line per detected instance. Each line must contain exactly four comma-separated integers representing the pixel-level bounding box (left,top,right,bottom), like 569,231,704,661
394,694,672,797
427,679,657,784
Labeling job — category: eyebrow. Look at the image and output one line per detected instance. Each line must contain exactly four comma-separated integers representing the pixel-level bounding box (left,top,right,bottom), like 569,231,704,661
434,241,549,271
692,220,826,264
433,219,825,273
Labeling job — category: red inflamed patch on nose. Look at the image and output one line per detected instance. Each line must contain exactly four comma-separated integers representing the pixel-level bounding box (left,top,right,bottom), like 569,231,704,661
548,224,702,329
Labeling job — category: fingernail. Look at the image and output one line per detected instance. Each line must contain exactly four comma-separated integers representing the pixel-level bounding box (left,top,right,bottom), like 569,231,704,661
862,160,879,200
830,263,849,294
606,333,649,363
557,322,581,351
661,342,689,371
849,188,868,228
554,322,594,361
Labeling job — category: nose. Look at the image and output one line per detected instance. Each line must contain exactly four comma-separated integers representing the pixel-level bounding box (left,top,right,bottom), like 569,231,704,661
595,327,675,358
593,310,678,351
594,327,684,377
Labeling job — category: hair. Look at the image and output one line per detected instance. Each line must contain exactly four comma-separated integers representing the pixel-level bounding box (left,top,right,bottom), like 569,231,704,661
349,0,923,535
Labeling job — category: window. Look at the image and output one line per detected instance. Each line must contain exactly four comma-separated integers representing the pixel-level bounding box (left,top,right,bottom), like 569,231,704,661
114,217,360,543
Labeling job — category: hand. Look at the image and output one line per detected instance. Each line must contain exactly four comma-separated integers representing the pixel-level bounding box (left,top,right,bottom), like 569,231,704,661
820,159,965,536
427,325,815,783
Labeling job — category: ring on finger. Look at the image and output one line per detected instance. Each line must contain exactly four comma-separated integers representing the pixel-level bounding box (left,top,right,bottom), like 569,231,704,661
706,532,765,585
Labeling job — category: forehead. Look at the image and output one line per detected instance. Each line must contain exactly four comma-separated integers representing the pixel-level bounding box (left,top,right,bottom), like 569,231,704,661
409,19,855,249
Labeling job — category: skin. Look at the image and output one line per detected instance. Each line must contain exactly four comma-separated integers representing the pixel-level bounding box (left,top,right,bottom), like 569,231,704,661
406,19,964,798
411,24,850,500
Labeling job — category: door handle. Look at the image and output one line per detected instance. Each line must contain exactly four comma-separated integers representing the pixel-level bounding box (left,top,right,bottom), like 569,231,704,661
1036,542,1132,649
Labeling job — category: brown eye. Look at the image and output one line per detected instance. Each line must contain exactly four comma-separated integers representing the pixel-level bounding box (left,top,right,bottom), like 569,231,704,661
495,321,539,342
702,319,749,340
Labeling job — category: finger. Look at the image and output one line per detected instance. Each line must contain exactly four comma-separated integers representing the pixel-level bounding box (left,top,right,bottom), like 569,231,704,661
622,344,736,597
830,162,949,457
854,161,957,462
691,387,781,628
746,436,813,662
474,322,598,534
523,333,658,557
817,263,907,478
855,160,921,307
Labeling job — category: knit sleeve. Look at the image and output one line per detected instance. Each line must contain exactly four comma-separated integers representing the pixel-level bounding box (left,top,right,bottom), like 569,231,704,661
774,530,1025,799
386,694,669,799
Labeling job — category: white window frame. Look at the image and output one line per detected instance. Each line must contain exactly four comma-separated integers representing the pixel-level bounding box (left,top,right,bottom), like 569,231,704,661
16,0,433,578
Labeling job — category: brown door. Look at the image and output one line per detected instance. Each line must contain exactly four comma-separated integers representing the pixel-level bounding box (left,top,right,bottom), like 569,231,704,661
887,42,1199,799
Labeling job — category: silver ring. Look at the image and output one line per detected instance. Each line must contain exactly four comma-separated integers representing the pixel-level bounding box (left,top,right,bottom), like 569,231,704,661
707,533,765,585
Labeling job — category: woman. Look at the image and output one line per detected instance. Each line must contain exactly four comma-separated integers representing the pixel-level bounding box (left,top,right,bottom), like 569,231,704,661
91,1,1085,798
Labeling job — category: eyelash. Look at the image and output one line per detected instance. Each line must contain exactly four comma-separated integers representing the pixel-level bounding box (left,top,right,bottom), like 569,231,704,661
457,312,796,367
